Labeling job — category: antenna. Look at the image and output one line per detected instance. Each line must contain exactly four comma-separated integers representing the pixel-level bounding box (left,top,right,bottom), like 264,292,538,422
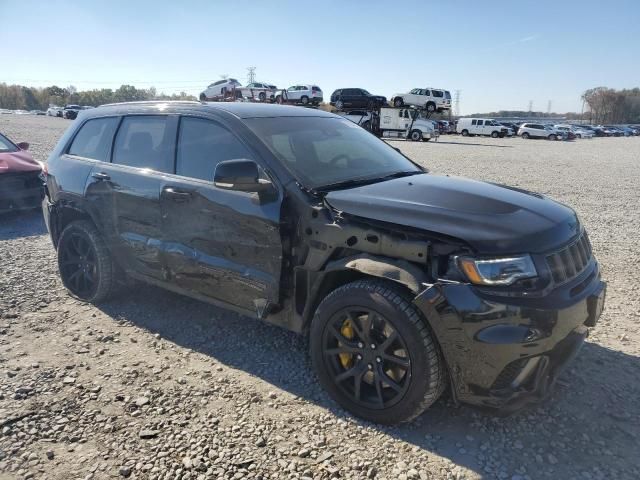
247,66,256,84
454,90,461,117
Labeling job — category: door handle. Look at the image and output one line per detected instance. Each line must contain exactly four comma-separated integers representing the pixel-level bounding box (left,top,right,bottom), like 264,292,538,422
163,187,193,202
91,172,110,181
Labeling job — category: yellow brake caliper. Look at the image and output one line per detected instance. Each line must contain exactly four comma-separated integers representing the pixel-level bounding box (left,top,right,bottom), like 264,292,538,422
339,319,355,368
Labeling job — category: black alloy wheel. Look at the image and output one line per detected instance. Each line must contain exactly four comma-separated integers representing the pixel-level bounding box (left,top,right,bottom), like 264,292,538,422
57,220,116,303
311,280,445,424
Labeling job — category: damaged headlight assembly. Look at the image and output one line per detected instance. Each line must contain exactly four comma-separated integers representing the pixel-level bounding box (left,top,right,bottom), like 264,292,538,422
457,255,537,286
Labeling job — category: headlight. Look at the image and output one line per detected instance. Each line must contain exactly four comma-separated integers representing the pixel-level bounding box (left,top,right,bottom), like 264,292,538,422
457,255,537,286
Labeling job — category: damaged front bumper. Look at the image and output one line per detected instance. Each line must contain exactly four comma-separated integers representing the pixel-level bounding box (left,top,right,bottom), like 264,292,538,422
413,263,606,413
0,171,43,213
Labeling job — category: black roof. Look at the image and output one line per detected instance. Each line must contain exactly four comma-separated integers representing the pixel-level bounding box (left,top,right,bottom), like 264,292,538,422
92,101,335,119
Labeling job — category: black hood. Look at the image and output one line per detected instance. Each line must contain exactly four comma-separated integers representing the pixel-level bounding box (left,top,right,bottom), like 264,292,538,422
325,174,579,254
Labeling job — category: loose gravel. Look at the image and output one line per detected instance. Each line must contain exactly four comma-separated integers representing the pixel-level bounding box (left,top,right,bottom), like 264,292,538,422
1,115,639,480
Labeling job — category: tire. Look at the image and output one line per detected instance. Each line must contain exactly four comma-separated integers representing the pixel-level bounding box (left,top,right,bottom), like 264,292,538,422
410,130,422,142
310,279,445,424
522,132,530,139
361,120,371,131
199,93,207,101
300,95,309,105
461,129,469,136
393,98,403,107
57,220,117,303
335,100,344,111
426,102,436,113
258,92,266,102
275,95,283,104
491,131,499,138
576,134,582,139
367,100,375,110
548,134,557,141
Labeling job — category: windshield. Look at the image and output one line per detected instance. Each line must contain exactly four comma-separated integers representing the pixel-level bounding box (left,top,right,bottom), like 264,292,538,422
0,133,19,152
361,89,371,95
245,117,421,189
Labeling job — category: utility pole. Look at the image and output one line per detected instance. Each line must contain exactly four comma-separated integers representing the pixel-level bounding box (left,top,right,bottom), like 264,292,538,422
528,100,533,114
247,66,256,84
453,90,461,118
547,100,552,115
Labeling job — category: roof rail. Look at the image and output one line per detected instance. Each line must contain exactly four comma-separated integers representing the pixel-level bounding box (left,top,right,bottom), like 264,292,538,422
99,100,201,107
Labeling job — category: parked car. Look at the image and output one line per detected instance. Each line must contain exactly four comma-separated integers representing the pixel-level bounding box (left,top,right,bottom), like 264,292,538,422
518,123,563,140
63,105,82,119
555,125,592,139
337,110,373,130
43,101,606,424
379,107,437,141
330,88,387,111
47,106,64,117
239,82,278,102
390,88,451,112
457,118,511,138
275,85,323,105
499,122,520,134
0,132,43,213
200,79,242,101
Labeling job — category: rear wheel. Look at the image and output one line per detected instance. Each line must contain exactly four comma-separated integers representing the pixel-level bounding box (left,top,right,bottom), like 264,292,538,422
426,102,436,113
522,132,530,139
410,130,422,141
57,220,117,303
199,93,207,101
275,95,283,104
310,279,445,424
548,134,557,141
393,98,404,107
258,92,266,102
335,100,344,111
301,95,309,105
461,129,469,136
361,120,371,131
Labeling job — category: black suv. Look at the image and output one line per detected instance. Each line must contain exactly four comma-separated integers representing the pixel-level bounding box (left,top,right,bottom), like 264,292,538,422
330,88,387,111
43,101,606,424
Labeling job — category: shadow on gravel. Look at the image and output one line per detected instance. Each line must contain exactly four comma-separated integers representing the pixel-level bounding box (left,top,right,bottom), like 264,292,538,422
98,284,640,477
0,209,47,240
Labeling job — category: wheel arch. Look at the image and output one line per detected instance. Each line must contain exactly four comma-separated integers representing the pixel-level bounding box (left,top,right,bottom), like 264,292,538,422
300,254,429,334
50,204,96,247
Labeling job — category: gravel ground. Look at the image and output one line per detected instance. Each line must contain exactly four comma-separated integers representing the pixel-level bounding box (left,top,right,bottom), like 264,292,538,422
1,114,639,480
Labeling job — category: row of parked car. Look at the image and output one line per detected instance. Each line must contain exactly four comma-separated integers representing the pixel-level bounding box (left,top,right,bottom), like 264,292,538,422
46,105,95,119
199,78,452,113
453,118,640,140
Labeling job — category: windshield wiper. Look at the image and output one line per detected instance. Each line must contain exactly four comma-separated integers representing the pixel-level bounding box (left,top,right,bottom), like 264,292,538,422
315,170,423,192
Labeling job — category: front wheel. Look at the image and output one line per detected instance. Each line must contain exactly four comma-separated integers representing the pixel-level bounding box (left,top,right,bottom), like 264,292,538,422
310,279,445,424
522,132,530,139
548,134,557,141
491,131,499,138
426,103,436,112
57,220,117,303
393,98,403,107
258,92,266,102
410,130,422,141
335,99,344,111
300,95,309,105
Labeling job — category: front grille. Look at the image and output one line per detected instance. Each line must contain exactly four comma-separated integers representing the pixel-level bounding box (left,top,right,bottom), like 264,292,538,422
546,231,593,285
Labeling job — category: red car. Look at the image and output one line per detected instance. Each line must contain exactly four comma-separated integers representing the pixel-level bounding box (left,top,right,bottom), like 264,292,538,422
0,133,43,213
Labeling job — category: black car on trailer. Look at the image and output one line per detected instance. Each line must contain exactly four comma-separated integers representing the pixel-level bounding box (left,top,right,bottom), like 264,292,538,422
42,101,606,423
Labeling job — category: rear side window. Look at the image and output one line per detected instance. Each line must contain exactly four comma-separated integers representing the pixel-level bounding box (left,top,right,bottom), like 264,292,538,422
68,117,119,161
176,117,254,181
312,86,321,92
112,116,172,172
432,90,444,97
471,120,477,125
477,120,484,126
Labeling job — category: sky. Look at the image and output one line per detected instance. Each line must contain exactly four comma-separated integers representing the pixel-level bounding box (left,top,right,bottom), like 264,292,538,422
1,0,639,115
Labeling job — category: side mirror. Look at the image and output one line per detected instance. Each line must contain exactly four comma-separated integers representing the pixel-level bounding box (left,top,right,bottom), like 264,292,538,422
214,159,271,193
17,142,29,151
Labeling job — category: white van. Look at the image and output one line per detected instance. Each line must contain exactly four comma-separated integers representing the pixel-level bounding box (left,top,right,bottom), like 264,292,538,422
457,118,511,138
379,107,437,141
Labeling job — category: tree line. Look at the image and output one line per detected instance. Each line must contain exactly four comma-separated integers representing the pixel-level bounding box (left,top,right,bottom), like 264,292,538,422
0,83,196,110
582,87,640,124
